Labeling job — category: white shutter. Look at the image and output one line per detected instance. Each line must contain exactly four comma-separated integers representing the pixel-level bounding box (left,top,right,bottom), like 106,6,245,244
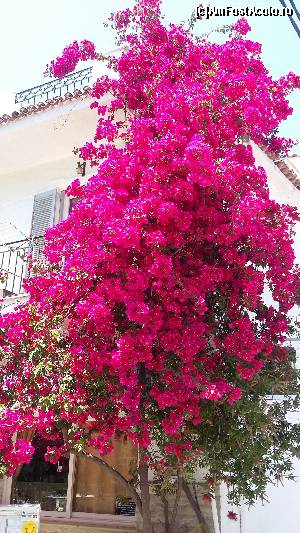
30,189,61,238
30,188,64,260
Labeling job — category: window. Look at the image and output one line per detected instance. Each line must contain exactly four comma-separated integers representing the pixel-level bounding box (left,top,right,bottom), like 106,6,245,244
68,197,79,213
30,188,69,262
10,436,137,520
11,436,69,513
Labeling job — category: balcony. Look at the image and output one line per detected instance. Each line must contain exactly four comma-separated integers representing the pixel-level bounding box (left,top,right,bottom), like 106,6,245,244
14,67,93,107
0,237,44,299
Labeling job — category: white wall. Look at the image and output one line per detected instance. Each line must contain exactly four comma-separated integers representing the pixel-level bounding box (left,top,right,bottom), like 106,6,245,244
0,97,98,243
220,454,300,533
252,143,300,263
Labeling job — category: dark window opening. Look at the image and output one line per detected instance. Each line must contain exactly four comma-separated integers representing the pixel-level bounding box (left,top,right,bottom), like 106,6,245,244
11,436,69,512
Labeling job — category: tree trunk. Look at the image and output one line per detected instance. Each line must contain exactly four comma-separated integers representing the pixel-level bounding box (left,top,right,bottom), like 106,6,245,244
161,491,170,533
139,459,153,533
169,471,183,531
160,470,182,532
136,362,154,532
182,479,210,533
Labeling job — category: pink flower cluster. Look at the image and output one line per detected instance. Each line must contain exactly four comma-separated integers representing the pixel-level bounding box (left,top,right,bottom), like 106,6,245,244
0,409,35,475
45,40,97,78
233,18,251,35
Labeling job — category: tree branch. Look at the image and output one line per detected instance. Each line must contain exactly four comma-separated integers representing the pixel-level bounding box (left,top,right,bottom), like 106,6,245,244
79,451,142,516
170,471,183,531
182,479,210,533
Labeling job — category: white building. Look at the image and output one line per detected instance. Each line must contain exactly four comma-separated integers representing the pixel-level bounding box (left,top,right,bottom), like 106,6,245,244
0,67,299,533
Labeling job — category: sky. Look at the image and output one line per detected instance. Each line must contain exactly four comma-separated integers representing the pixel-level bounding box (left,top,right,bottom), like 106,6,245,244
0,0,299,143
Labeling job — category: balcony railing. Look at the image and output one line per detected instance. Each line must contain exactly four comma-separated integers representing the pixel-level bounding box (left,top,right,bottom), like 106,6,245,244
0,237,44,297
15,67,93,107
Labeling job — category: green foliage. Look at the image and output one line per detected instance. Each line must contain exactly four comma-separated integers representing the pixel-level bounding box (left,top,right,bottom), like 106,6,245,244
152,347,300,505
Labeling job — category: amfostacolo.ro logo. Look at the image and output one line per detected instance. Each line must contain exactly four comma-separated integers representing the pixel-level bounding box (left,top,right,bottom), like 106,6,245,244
196,4,294,19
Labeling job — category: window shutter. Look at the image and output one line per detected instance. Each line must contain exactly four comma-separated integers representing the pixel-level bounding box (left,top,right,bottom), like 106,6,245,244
30,189,61,239
30,188,63,260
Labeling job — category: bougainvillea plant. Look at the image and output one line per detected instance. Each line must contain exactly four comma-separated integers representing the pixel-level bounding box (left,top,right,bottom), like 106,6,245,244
1,1,300,531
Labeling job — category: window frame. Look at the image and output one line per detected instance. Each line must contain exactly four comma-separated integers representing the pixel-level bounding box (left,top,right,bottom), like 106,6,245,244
4,450,137,526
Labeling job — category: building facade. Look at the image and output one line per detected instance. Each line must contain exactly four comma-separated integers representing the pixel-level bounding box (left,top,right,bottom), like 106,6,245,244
0,67,299,533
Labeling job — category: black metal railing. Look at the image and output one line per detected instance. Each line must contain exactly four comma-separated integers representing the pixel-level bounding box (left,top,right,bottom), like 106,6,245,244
0,237,44,297
15,66,93,106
